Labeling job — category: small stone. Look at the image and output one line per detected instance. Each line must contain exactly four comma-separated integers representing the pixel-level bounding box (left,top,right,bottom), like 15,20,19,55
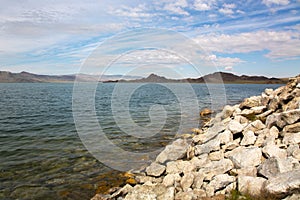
228,120,244,134
241,131,256,146
180,173,194,191
238,176,266,197
262,144,287,159
146,162,166,177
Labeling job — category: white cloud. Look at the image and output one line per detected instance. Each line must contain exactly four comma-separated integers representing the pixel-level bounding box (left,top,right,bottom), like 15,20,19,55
194,0,216,11
219,3,236,15
225,66,233,71
110,4,154,18
204,54,244,68
194,30,300,60
262,0,290,7
163,0,190,16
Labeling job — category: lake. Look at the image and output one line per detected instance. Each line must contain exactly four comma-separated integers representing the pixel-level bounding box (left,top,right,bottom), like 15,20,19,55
0,83,283,200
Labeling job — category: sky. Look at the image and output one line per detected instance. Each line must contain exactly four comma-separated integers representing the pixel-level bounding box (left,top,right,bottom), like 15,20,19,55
0,0,299,78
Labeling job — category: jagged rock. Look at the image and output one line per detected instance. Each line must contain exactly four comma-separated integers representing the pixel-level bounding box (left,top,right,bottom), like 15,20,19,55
264,170,300,198
240,96,261,109
193,122,225,144
180,173,194,191
233,115,248,125
230,166,257,177
135,175,162,184
209,150,224,161
162,174,177,187
175,191,194,200
228,120,244,134
280,110,300,125
258,157,294,179
262,144,287,159
283,194,300,200
201,159,234,175
166,160,194,174
124,184,174,200
266,113,286,129
156,139,189,164
189,155,210,169
283,132,300,145
269,126,279,138
257,109,273,120
192,189,207,198
244,120,266,133
192,172,204,189
209,174,235,192
268,95,280,111
250,106,266,115
217,130,233,145
146,162,166,177
225,146,262,168
238,176,266,197
283,97,300,111
241,131,256,146
110,184,133,199
283,123,300,134
194,139,220,156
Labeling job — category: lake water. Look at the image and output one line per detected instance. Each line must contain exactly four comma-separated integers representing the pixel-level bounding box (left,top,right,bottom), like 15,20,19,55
0,83,283,200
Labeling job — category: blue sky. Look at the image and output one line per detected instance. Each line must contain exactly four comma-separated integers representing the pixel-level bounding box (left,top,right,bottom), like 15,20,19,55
0,0,299,78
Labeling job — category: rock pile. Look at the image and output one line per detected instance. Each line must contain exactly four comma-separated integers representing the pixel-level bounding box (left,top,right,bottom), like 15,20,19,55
92,76,300,200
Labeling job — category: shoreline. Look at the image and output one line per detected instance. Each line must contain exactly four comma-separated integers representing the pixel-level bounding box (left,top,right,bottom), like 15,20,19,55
92,76,300,200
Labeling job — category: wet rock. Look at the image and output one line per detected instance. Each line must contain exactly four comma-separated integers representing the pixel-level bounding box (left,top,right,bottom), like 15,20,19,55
209,174,235,192
228,120,244,134
225,146,262,168
238,176,266,197
200,108,213,117
262,144,287,159
146,162,166,177
156,139,189,164
241,131,256,146
264,170,300,198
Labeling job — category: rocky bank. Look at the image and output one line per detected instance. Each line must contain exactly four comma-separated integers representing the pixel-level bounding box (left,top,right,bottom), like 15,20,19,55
92,75,300,200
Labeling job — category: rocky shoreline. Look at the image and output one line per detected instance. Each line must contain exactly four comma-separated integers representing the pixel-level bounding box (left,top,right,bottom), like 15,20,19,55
92,75,300,200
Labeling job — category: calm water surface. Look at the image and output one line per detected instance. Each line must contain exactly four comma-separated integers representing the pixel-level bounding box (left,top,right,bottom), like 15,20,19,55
0,83,283,199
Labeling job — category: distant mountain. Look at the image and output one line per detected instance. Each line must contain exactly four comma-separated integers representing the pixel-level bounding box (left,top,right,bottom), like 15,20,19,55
0,71,142,83
118,72,287,84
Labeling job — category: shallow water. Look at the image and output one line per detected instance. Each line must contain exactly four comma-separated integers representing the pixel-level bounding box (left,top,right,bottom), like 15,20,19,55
0,83,282,199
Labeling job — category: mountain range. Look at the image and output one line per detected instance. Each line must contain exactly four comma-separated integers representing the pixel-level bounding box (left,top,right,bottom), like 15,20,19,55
0,71,287,84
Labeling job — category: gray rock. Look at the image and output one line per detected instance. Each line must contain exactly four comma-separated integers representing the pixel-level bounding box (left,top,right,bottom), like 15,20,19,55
146,162,166,177
156,139,189,164
241,131,256,146
258,157,294,179
225,146,262,168
209,174,235,192
194,138,220,156
240,96,261,109
180,173,194,191
264,170,300,198
283,132,300,145
193,122,225,144
228,120,244,134
238,176,266,197
262,144,287,159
